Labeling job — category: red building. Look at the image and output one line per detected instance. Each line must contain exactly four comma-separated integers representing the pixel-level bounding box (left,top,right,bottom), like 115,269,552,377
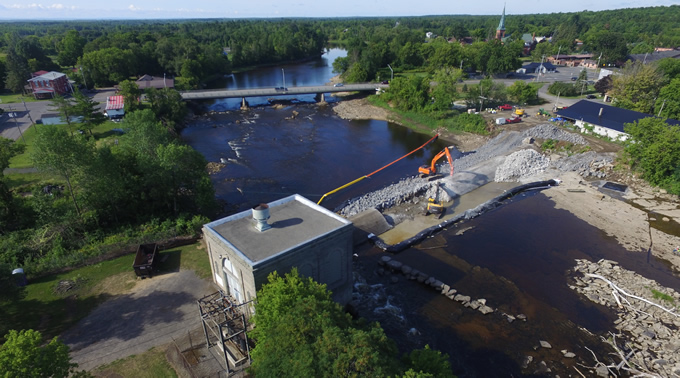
27,71,71,99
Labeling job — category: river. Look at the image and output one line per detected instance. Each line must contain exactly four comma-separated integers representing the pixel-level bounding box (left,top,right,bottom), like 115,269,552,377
181,50,679,376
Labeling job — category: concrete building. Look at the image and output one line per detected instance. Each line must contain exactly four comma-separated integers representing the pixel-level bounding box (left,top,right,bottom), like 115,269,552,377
203,194,354,307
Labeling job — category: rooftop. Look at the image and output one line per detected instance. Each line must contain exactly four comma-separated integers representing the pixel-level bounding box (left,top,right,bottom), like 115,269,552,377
205,195,351,266
556,100,680,133
27,71,66,82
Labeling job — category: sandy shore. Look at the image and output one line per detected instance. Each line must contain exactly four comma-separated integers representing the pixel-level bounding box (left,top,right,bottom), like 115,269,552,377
542,171,680,272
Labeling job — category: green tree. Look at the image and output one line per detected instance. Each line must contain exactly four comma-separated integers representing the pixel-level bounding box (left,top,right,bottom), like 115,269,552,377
656,58,680,81
31,126,93,216
384,76,430,111
155,143,214,215
402,345,454,378
589,31,628,64
48,95,78,134
624,117,680,193
430,67,463,111
4,33,31,93
249,269,401,377
530,42,555,63
117,80,142,113
0,329,80,378
73,90,107,136
610,61,666,114
655,78,680,120
145,88,187,131
507,81,539,105
0,138,26,233
57,30,86,67
79,47,136,86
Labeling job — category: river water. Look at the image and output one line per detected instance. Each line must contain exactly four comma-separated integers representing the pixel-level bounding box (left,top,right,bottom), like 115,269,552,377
182,50,680,376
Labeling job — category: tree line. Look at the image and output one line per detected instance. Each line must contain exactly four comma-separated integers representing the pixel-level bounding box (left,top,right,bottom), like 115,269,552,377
2,6,680,92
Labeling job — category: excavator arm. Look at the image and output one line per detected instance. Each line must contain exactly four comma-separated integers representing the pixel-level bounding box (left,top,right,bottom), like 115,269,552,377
418,147,454,177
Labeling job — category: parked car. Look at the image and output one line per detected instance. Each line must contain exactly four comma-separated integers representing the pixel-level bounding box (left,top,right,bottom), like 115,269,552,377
498,104,512,111
586,94,596,99
571,77,577,81
381,80,389,84
505,117,522,124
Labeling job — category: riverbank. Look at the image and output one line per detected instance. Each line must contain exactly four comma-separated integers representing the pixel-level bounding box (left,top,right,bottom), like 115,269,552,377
332,97,490,152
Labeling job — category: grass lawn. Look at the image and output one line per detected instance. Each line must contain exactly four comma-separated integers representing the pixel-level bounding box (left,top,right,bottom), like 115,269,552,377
8,120,122,170
0,92,40,105
92,346,178,378
1,242,211,341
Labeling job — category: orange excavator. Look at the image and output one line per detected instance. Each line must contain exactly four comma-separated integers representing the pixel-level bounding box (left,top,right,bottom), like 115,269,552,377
418,147,454,178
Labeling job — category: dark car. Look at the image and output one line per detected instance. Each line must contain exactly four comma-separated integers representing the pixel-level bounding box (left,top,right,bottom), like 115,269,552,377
570,77,577,81
586,94,597,99
381,80,389,84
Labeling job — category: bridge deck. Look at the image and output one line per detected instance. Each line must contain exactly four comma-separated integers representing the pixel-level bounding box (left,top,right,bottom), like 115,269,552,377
180,83,387,100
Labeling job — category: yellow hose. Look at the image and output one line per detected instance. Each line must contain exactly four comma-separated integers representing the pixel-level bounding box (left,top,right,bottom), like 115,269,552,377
317,176,368,205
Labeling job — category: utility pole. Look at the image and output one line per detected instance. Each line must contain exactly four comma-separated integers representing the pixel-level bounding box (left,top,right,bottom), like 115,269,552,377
387,64,394,80
537,55,545,82
281,68,286,89
460,59,464,70
658,99,667,117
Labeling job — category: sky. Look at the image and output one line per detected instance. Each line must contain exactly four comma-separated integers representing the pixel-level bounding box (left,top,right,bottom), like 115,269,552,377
0,0,678,20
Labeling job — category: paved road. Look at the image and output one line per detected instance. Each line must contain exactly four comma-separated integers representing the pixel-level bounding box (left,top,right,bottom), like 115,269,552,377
61,269,216,371
0,88,116,141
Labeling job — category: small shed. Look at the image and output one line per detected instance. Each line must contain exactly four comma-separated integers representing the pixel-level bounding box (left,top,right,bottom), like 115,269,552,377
203,195,354,307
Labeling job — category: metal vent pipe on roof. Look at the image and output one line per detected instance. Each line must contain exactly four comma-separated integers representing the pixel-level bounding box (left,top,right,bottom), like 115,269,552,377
599,107,603,117
252,203,271,232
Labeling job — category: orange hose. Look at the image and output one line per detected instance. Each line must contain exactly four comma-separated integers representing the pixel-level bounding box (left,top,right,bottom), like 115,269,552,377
365,133,439,177
317,133,439,205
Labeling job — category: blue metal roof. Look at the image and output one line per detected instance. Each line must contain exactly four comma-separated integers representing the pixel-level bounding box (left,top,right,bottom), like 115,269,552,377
556,100,680,133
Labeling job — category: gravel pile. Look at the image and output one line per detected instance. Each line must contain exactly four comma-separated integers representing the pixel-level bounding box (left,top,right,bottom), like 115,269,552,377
336,125,605,217
550,151,615,178
521,124,587,145
495,149,551,182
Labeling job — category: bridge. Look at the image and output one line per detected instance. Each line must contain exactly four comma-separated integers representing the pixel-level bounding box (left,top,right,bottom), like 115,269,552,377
179,83,388,104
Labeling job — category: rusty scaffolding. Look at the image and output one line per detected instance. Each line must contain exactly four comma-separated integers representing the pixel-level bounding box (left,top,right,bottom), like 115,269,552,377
197,291,251,374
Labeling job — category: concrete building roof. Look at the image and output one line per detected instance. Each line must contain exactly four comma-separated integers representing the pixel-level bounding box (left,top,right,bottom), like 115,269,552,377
204,195,351,266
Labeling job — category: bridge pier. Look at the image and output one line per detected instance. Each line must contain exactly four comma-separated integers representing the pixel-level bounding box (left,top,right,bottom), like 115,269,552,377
315,93,326,103
240,97,249,110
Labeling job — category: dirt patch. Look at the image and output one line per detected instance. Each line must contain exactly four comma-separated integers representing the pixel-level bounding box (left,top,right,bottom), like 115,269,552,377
332,98,392,122
90,272,138,297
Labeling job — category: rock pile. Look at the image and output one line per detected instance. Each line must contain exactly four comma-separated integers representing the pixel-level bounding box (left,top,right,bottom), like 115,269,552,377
495,149,551,182
570,259,680,376
551,151,615,179
521,124,587,145
377,255,498,316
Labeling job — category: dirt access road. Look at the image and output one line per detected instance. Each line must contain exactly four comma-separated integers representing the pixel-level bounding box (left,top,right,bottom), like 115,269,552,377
61,269,216,371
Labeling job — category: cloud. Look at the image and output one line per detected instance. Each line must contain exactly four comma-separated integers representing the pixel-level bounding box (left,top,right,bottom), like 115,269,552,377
7,3,75,10
128,4,141,11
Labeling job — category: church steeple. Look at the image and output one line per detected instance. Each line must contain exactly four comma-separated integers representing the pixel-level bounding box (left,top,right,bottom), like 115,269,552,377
496,5,506,40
